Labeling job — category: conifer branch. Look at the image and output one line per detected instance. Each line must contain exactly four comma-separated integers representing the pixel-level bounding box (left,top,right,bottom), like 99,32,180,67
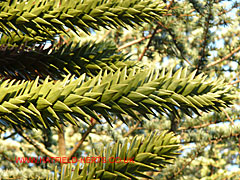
0,66,234,129
0,41,134,79
62,131,181,179
0,0,166,40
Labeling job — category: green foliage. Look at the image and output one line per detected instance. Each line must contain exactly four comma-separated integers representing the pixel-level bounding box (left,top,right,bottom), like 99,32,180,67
0,41,135,79
0,0,239,179
48,131,180,180
0,67,234,129
0,0,165,40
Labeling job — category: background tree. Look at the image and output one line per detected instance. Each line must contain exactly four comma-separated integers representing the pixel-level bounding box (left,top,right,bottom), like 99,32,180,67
111,0,240,179
0,0,238,179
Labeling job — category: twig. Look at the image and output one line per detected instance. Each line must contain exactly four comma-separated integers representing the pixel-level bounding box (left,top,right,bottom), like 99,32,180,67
3,132,17,140
137,0,174,61
123,121,141,137
118,8,194,51
230,79,240,85
178,122,214,130
138,24,160,61
14,127,57,158
170,133,240,179
169,127,240,178
181,133,240,144
197,1,212,73
165,147,202,179
206,45,240,68
68,119,97,159
222,108,234,125
0,152,19,167
117,29,162,51
218,3,240,16
166,0,175,10
178,117,239,131
188,0,204,16
158,22,192,65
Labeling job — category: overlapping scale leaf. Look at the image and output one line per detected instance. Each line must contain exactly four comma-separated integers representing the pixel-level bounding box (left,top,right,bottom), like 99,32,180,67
0,41,137,79
0,67,235,129
47,162,98,180
94,131,180,179
48,131,180,180
0,0,166,39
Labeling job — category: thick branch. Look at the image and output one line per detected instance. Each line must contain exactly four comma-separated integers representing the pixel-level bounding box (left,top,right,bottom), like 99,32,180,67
58,125,66,157
206,46,240,68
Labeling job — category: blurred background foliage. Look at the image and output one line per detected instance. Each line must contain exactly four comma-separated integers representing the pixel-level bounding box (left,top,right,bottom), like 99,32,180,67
0,0,240,179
